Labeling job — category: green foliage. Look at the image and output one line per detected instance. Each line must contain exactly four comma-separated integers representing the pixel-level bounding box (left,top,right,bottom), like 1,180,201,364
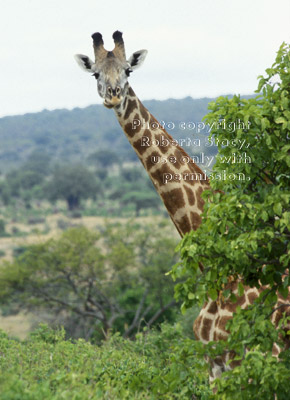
120,167,145,182
0,98,216,173
22,151,51,176
46,164,99,210
214,350,290,399
121,191,161,216
29,323,66,344
0,222,180,341
0,323,211,400
170,43,290,396
87,149,120,168
0,219,7,237
0,181,11,205
0,151,51,208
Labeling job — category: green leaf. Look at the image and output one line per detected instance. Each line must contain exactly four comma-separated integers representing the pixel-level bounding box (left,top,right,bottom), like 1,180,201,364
273,203,282,216
238,282,244,297
261,210,268,221
230,293,237,303
275,117,286,124
208,288,218,301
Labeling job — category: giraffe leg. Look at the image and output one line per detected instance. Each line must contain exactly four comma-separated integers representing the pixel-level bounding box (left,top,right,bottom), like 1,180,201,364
208,352,239,393
206,355,226,393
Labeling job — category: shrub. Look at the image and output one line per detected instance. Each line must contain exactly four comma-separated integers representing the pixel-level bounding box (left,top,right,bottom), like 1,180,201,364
0,324,211,399
171,42,290,398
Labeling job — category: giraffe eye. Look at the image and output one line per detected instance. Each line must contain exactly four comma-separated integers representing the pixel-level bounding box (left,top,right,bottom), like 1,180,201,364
125,68,132,77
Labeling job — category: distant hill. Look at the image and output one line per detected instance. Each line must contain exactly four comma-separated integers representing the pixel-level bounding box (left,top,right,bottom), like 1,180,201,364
0,95,253,172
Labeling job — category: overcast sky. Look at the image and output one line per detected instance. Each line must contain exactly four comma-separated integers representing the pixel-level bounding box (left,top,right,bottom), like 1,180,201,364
1,0,290,117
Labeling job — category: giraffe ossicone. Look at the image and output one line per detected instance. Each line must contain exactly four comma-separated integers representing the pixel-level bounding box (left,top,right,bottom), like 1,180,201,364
74,30,290,388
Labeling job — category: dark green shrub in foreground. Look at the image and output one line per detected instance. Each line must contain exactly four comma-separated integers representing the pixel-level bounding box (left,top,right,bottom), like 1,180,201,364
0,323,211,400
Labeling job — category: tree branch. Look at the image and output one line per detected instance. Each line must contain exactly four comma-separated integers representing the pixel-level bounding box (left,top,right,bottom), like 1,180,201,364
123,287,149,338
146,299,177,328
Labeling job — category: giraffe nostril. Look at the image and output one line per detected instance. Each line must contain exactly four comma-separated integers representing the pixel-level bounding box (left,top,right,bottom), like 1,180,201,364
107,87,112,96
116,86,121,96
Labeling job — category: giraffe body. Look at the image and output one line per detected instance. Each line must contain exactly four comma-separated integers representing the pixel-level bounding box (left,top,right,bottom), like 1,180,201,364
194,279,290,383
74,30,290,387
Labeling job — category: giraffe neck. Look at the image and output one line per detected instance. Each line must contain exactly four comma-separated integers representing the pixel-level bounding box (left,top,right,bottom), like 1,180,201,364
114,84,209,236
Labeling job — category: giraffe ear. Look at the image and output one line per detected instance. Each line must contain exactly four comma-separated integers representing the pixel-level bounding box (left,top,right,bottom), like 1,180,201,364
74,54,97,73
127,50,148,71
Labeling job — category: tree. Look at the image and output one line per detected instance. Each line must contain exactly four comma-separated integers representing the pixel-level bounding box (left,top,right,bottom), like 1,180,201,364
0,219,6,237
121,191,161,216
46,164,99,210
0,151,51,206
22,151,51,176
120,166,144,182
0,181,11,205
170,43,290,397
87,149,120,168
0,222,180,341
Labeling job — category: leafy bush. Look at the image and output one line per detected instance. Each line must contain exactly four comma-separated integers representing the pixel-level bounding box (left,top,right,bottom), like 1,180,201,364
0,323,211,399
170,43,290,397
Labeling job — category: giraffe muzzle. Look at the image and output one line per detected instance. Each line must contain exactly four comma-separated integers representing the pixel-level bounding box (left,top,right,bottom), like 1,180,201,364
110,95,122,105
104,96,123,109
104,96,123,108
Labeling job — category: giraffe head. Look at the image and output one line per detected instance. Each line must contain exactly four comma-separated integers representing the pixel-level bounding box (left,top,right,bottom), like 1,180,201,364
75,31,148,109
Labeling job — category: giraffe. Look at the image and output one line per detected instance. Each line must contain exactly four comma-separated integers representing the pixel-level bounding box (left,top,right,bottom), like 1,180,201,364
75,30,209,236
74,30,290,386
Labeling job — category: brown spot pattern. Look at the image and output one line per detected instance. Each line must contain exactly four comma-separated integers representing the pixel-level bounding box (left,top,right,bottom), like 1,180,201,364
124,113,141,137
143,129,152,141
184,185,195,206
273,310,281,326
145,151,160,170
193,315,202,340
172,149,184,170
176,214,192,234
224,302,238,313
207,301,218,314
160,188,185,215
122,96,128,109
154,133,169,154
196,186,205,211
150,163,175,186
124,99,138,120
190,211,202,230
201,317,213,342
138,101,149,122
235,294,246,307
128,86,135,97
133,137,150,156
247,291,258,304
218,316,231,332
223,291,246,312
